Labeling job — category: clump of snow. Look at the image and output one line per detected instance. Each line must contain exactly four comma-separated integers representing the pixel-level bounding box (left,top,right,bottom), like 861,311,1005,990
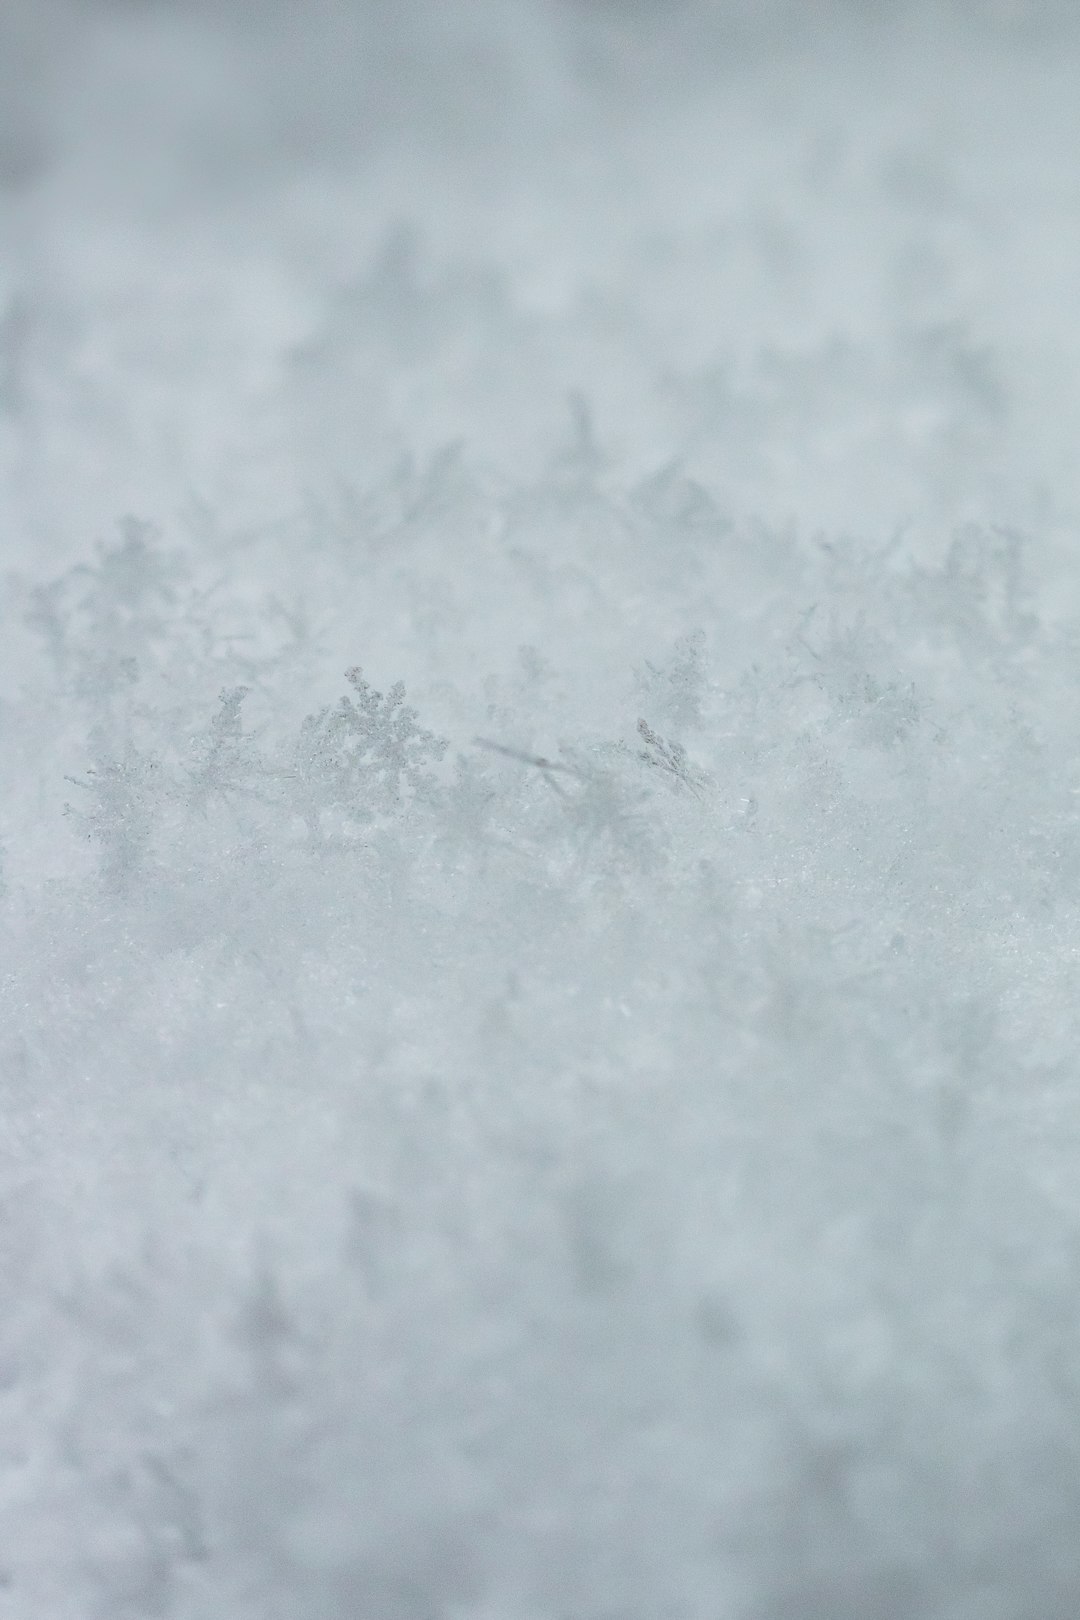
4,2,1080,1616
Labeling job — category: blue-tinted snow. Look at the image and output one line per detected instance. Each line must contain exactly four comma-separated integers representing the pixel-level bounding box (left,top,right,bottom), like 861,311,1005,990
3,3,1080,1615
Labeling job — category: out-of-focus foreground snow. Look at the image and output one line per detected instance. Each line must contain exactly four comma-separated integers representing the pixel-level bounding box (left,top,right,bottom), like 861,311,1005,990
4,1,1080,1614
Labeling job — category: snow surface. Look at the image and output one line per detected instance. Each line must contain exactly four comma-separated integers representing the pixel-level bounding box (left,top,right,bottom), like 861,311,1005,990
4,1,1080,1614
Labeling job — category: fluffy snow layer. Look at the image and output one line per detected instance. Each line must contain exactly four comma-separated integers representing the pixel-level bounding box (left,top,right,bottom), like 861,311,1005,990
4,2,1080,1614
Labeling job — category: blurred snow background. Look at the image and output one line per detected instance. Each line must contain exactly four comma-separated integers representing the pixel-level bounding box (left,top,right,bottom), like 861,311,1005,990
4,1,1080,1614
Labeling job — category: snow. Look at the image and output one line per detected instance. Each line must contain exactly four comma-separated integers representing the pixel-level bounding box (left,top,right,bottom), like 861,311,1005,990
3,2,1080,1614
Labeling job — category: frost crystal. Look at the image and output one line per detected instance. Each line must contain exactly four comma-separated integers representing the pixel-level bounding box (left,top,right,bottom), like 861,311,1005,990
7,8,1080,1620
288,667,447,841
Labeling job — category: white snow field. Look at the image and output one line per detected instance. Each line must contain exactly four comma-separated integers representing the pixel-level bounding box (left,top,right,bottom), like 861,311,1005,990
4,0,1080,1613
